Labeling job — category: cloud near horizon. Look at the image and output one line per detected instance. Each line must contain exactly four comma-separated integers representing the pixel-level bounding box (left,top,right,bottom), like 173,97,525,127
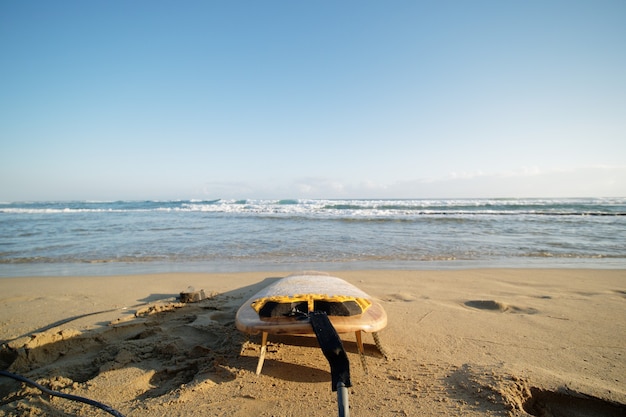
198,165,626,200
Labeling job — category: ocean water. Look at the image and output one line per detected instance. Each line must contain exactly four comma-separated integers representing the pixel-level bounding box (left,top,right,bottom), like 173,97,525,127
1,198,625,276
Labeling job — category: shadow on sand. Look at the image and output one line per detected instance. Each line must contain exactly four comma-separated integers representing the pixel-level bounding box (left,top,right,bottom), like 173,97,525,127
0,276,386,415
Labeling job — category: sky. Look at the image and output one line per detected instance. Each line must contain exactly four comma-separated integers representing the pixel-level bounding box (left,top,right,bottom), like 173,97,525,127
1,1,625,201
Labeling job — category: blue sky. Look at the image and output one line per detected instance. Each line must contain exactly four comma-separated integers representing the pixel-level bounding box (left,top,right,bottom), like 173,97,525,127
1,1,625,201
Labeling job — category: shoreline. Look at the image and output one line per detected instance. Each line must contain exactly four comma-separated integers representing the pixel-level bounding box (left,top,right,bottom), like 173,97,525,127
2,257,626,278
1,268,625,416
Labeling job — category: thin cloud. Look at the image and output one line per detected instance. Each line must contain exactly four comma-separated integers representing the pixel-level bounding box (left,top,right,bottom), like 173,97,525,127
287,165,626,199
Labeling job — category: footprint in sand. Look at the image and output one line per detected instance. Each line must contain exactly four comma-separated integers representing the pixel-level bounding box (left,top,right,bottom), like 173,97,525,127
448,364,626,417
384,293,418,302
523,387,626,417
464,300,538,314
613,289,626,299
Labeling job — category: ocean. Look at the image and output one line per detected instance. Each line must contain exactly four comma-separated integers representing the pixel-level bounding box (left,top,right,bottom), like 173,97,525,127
1,198,625,277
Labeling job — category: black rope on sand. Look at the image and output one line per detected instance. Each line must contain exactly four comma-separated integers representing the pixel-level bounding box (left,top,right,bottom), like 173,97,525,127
0,370,125,417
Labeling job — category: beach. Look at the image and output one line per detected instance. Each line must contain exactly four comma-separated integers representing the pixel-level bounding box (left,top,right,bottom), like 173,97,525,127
1,269,624,416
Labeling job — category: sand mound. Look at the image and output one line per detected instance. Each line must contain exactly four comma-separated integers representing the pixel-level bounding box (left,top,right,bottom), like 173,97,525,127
0,294,247,414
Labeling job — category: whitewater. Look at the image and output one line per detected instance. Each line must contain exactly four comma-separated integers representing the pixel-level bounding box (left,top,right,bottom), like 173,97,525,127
1,198,625,276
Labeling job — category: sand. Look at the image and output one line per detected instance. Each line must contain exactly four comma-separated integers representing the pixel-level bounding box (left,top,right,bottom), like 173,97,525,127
0,269,625,416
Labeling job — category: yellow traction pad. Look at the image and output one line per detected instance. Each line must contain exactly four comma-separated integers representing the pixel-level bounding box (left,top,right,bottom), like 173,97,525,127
249,274,374,317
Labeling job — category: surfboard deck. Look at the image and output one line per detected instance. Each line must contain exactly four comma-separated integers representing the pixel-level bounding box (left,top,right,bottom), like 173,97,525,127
235,272,388,374
235,272,387,335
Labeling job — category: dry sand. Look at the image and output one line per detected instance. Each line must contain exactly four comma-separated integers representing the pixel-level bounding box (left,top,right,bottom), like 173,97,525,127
0,269,625,416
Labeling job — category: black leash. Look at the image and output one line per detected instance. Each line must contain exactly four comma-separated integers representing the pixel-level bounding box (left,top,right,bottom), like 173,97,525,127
0,370,125,417
309,311,351,417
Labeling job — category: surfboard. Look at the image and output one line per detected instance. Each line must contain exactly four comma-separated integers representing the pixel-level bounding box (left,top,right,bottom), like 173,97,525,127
235,272,387,374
